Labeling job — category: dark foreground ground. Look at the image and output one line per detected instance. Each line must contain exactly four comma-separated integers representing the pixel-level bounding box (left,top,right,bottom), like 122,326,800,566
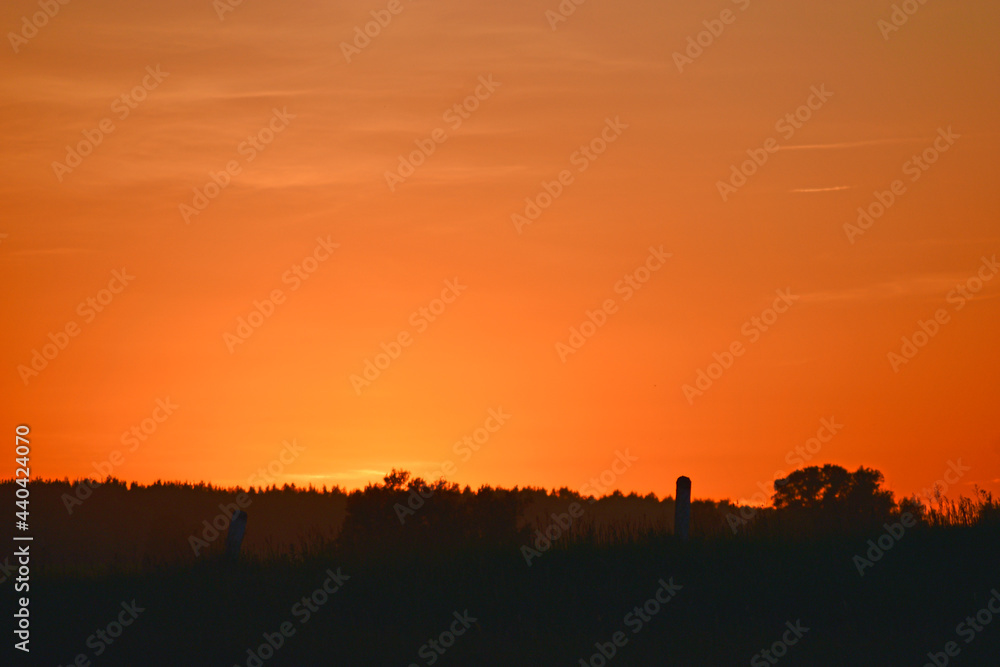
6,526,1000,666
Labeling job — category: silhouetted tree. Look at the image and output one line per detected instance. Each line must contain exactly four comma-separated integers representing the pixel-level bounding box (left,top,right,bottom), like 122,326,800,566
772,465,896,534
336,470,529,556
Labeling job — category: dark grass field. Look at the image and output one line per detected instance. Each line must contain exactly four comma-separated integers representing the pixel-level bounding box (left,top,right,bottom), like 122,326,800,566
8,525,1000,666
4,474,1000,666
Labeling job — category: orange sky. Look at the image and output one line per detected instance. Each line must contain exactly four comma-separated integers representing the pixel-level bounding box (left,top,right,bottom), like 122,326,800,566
3,0,999,504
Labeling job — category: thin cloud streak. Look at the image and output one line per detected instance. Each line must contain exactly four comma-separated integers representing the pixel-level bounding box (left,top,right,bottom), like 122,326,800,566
779,137,929,151
800,273,1000,304
789,185,852,193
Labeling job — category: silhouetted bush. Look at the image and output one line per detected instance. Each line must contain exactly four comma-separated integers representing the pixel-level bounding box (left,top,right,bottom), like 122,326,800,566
336,469,529,556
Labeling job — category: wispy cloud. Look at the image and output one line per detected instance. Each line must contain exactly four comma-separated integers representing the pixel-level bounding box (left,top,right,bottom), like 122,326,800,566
9,247,92,257
800,272,1000,304
284,469,385,481
779,137,928,151
789,185,852,193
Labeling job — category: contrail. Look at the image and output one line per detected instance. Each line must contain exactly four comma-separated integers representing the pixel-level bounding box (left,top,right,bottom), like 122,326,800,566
779,137,927,151
789,185,852,193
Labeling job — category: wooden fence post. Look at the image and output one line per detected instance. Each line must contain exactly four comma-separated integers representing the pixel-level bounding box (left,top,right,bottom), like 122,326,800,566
225,509,247,562
675,476,691,542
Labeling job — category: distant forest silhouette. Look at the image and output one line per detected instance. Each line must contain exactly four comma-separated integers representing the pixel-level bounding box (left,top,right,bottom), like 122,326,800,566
4,464,996,574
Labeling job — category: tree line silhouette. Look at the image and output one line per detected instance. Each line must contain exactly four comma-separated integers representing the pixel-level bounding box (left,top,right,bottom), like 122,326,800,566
5,464,999,665
5,463,995,573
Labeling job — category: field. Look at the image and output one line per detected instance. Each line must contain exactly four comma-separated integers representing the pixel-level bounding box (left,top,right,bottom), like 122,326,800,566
4,475,999,666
